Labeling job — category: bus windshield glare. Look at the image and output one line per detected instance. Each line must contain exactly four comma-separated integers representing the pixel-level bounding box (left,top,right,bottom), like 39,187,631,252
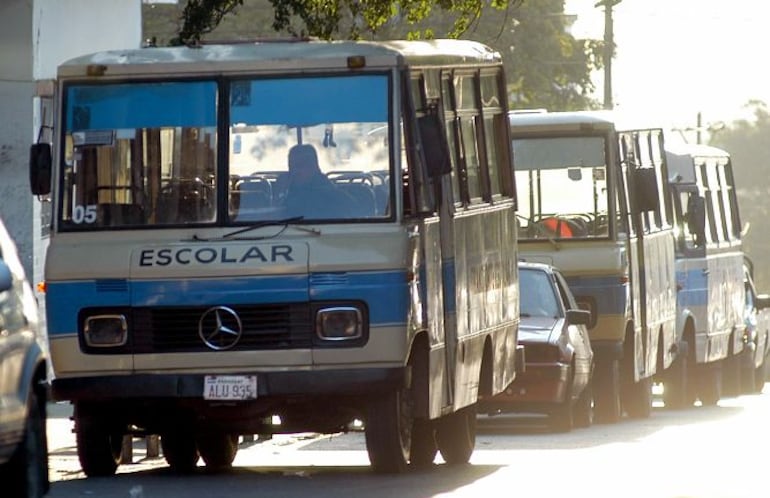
60,74,391,229
513,136,610,239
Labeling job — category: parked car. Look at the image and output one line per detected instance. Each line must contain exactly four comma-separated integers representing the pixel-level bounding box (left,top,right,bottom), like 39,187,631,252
480,261,593,432
0,214,49,497
740,256,770,394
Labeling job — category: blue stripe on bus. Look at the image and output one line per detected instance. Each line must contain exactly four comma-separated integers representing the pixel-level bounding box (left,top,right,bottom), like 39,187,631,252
564,275,627,315
675,268,708,307
46,270,409,336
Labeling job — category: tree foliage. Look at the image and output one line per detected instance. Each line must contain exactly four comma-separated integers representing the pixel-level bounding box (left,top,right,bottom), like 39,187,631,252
144,0,602,109
172,0,522,44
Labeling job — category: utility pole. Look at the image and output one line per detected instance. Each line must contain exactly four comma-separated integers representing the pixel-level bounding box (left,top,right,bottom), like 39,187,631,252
596,0,622,110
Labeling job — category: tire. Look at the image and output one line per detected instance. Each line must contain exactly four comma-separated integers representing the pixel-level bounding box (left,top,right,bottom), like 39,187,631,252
435,405,476,465
365,387,413,474
593,359,621,424
573,381,593,429
196,433,238,470
549,400,574,433
753,356,767,393
722,352,743,398
75,405,123,477
409,418,437,469
662,354,690,409
161,431,199,473
623,376,652,419
3,390,49,497
696,363,722,406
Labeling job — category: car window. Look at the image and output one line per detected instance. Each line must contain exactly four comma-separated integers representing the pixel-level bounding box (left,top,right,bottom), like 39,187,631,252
520,268,560,318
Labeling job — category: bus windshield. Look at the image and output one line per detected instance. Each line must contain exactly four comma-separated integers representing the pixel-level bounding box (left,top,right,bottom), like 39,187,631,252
513,136,610,239
60,74,392,230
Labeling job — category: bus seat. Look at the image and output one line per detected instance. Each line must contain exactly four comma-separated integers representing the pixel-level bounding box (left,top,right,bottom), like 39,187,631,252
340,183,376,216
235,178,272,219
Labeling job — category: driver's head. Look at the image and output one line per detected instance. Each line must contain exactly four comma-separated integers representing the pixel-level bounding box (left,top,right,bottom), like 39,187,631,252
288,144,321,182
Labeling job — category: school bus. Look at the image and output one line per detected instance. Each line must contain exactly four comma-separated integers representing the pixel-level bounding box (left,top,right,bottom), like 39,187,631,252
510,110,678,423
29,39,522,475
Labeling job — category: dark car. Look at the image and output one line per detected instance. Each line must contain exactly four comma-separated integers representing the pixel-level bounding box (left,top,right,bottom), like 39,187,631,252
740,256,770,394
480,261,593,432
0,215,49,496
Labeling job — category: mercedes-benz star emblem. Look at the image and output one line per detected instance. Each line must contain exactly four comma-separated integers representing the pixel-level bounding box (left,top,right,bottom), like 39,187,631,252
198,306,243,351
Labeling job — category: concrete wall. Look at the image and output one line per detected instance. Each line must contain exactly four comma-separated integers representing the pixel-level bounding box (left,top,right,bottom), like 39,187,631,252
0,0,141,284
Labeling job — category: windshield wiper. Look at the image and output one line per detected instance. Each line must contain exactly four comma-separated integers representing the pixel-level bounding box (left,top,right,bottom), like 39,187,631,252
191,216,321,242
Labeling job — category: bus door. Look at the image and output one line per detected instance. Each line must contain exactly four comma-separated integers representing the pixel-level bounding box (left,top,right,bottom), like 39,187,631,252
408,73,459,414
619,132,648,377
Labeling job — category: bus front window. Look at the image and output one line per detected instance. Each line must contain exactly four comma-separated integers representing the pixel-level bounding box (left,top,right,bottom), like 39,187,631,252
513,136,610,239
60,81,218,230
227,74,392,222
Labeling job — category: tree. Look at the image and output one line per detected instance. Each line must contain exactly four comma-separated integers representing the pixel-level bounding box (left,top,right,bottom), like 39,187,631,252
143,0,602,111
170,0,522,44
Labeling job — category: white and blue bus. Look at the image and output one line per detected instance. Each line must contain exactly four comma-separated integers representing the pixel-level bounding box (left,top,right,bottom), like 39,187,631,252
510,110,678,423
29,40,522,475
665,143,748,405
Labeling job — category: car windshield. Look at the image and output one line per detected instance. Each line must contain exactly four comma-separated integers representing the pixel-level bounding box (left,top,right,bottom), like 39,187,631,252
519,267,561,318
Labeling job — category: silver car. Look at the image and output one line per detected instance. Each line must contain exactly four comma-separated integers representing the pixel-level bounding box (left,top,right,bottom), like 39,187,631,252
0,215,49,496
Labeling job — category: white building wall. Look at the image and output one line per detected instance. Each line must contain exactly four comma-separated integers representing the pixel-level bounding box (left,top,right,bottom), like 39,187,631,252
0,0,141,335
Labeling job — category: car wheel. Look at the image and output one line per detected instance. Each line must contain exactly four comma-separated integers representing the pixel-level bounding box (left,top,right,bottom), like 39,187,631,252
365,386,413,474
75,405,123,477
161,431,199,473
435,404,476,465
573,381,593,429
593,359,621,424
3,389,49,497
196,433,238,471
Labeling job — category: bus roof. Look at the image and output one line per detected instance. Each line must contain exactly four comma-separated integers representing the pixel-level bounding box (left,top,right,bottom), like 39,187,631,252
666,142,731,184
508,109,663,135
56,39,502,78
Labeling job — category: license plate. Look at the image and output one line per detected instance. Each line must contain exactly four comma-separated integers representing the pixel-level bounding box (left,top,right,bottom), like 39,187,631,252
203,375,257,400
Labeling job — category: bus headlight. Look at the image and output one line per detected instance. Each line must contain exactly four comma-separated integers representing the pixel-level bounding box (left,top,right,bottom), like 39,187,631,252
316,307,363,341
84,314,128,347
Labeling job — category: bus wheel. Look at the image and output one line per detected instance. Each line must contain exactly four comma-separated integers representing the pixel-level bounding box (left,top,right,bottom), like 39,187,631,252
161,431,199,473
663,354,690,409
593,359,621,424
623,376,652,418
75,407,123,477
196,433,238,470
409,418,437,468
696,363,721,406
435,404,476,465
722,353,743,397
365,387,412,474
753,356,767,393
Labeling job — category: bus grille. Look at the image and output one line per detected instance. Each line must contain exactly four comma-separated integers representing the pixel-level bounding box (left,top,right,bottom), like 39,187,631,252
131,304,313,353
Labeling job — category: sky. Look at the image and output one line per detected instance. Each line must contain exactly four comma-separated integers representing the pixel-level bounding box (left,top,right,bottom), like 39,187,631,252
565,0,770,137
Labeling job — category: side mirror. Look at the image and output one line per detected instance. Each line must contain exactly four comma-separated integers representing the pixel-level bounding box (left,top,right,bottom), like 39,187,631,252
417,105,451,179
632,168,659,213
566,308,591,326
0,260,12,292
30,143,52,196
756,294,770,310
